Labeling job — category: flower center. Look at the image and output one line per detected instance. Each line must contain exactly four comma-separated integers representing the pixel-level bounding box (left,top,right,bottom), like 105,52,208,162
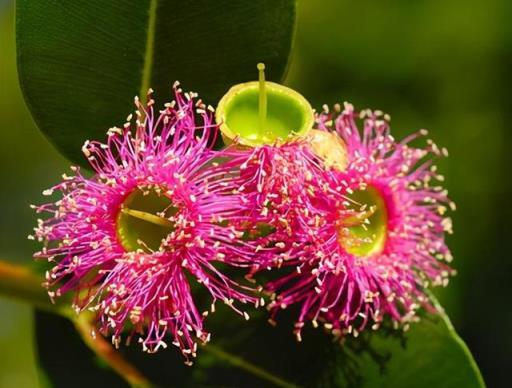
116,188,178,252
216,64,314,147
336,186,388,257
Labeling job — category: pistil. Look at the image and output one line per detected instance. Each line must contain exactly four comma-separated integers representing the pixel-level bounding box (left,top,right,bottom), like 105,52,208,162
120,207,175,229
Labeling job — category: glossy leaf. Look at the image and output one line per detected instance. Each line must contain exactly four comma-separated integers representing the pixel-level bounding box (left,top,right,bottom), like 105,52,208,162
35,298,484,388
16,0,296,164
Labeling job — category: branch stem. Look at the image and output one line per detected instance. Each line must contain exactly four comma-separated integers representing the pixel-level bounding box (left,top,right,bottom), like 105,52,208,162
0,260,70,317
75,315,152,388
0,260,152,387
203,343,299,388
0,260,297,387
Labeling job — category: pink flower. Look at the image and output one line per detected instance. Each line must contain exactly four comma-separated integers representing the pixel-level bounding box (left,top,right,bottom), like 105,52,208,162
247,103,455,340
221,141,325,269
33,86,258,363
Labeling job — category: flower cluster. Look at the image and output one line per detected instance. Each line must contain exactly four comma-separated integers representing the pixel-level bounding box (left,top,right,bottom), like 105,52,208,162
33,88,454,361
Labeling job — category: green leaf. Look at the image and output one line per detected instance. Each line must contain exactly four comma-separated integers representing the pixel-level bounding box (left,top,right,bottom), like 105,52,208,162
16,0,296,164
35,297,484,388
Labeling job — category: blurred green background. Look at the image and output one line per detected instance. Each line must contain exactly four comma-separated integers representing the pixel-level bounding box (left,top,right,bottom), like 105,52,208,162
1,0,510,387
